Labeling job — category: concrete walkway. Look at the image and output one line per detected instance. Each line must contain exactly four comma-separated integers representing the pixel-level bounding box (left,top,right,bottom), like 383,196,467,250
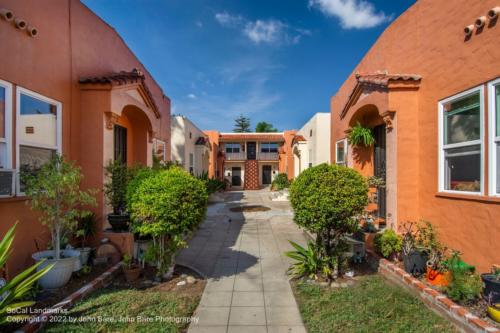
177,190,308,333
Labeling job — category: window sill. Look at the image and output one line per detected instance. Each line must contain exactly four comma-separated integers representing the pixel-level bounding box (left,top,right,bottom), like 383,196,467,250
435,192,500,204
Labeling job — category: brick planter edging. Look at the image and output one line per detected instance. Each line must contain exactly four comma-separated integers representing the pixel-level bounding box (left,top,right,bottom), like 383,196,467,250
18,261,122,333
378,258,500,333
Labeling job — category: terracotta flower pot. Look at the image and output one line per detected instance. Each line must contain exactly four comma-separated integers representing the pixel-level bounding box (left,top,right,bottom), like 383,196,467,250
123,265,141,283
426,267,450,287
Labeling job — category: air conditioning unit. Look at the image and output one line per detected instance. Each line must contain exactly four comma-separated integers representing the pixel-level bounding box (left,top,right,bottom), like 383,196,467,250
0,169,15,198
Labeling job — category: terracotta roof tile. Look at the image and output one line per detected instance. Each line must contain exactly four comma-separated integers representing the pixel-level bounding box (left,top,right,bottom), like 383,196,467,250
79,68,160,118
355,73,421,86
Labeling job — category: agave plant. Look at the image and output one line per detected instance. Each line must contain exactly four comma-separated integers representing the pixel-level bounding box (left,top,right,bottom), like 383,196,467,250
0,223,53,325
285,241,333,280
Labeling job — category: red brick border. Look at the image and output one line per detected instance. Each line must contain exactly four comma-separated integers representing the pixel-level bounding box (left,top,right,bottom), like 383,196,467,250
378,258,500,333
19,262,122,333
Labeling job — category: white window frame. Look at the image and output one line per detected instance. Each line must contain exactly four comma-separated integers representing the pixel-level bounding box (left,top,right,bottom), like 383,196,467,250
438,85,484,195
0,79,13,169
335,138,348,166
16,86,62,195
153,138,166,161
488,78,500,196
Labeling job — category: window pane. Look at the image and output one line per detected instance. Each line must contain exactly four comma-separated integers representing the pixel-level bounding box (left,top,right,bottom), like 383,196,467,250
269,143,278,153
496,86,500,137
497,143,500,194
337,142,345,164
444,92,480,145
0,86,5,139
444,145,480,192
20,94,57,147
19,145,56,192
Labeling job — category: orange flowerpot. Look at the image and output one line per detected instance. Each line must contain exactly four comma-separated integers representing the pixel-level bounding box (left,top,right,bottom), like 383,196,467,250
426,267,450,287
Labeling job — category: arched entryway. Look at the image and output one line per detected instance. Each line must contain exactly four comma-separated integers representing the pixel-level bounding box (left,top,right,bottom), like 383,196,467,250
347,104,388,224
114,105,153,166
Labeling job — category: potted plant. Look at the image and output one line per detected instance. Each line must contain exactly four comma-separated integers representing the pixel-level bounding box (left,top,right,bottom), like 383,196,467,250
445,251,482,303
399,221,428,277
25,155,97,289
374,229,402,261
104,159,130,231
75,212,96,266
122,254,141,282
482,265,500,304
347,122,375,147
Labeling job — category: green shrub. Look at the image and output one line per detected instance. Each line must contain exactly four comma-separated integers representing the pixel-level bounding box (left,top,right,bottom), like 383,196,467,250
347,122,375,146
127,168,208,277
290,163,368,279
271,173,290,191
374,229,402,259
445,252,482,303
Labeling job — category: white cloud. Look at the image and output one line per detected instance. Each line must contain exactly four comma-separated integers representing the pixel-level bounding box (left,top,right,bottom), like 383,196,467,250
309,0,391,29
187,93,197,99
215,12,243,27
214,12,310,45
243,20,284,44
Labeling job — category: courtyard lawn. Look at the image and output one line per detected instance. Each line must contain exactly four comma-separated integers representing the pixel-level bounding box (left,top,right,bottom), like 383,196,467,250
292,274,458,333
42,287,201,333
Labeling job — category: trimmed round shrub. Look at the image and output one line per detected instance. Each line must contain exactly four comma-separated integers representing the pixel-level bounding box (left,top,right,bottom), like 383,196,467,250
127,167,208,276
289,163,368,278
374,229,402,259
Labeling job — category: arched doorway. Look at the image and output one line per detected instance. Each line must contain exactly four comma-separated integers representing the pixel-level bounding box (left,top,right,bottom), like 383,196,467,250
348,104,387,221
115,105,153,166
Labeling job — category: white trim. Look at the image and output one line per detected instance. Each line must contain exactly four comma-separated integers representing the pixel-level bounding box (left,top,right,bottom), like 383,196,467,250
16,86,62,195
488,78,500,196
438,85,484,195
335,138,348,165
0,79,13,169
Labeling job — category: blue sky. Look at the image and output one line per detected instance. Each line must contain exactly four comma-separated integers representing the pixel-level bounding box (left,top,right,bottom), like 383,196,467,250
82,0,415,131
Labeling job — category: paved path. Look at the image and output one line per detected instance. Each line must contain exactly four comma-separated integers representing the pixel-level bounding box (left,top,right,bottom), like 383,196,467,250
177,190,308,333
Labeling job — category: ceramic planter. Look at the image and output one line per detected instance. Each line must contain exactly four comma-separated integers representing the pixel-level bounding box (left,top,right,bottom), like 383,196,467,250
403,250,428,277
426,267,450,287
487,304,500,323
123,265,141,282
482,274,500,303
32,249,80,289
108,213,130,232
76,247,92,266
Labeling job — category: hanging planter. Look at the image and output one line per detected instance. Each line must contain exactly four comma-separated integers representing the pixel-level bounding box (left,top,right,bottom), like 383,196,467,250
347,122,375,147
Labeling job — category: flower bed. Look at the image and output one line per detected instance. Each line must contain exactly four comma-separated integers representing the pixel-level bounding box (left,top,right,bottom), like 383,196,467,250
378,258,500,333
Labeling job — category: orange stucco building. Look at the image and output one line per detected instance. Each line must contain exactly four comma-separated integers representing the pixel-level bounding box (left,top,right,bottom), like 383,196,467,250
205,131,298,190
330,0,500,272
0,0,170,276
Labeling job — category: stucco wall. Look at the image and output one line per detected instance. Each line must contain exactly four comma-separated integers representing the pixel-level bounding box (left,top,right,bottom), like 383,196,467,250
170,115,208,176
330,0,500,271
295,113,331,175
0,0,171,276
